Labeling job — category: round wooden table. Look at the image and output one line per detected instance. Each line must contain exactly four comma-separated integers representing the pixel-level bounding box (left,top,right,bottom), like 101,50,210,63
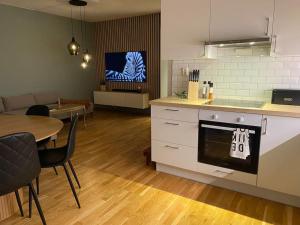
0,114,64,221
0,114,64,142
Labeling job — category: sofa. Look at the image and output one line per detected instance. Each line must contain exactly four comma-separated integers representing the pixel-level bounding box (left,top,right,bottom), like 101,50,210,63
0,92,93,119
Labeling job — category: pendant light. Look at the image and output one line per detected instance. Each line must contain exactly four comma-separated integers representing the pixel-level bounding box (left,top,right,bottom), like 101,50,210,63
82,6,92,64
81,61,88,69
67,6,80,55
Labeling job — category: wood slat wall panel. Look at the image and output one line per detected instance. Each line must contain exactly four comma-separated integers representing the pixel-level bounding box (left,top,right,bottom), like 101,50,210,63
95,13,161,100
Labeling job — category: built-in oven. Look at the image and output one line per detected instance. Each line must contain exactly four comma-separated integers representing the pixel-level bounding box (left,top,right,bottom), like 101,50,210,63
198,120,261,174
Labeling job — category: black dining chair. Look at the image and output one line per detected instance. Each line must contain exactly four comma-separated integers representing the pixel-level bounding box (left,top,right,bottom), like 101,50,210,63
0,132,47,225
26,105,59,188
31,114,81,210
26,105,53,149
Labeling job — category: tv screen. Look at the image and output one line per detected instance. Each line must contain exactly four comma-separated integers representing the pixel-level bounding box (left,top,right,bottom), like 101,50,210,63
105,51,147,82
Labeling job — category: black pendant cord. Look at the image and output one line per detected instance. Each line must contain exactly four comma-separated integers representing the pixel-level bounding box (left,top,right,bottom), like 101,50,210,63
70,6,74,37
84,6,87,50
80,6,84,48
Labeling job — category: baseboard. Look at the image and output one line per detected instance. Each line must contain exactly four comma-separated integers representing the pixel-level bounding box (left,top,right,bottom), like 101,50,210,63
94,105,150,115
157,163,300,207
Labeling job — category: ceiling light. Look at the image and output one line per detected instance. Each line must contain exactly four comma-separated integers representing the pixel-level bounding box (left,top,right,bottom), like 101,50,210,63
83,50,91,63
68,37,80,55
249,42,255,45
219,44,224,47
69,0,87,6
81,61,88,69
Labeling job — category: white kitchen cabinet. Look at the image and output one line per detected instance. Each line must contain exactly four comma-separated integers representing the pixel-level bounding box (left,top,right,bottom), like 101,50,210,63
194,162,257,186
210,0,274,41
161,0,210,60
257,115,300,197
271,0,300,55
152,140,196,171
151,105,199,122
152,118,198,147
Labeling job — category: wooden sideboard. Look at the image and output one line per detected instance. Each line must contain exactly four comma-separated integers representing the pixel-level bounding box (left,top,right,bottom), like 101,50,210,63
93,91,149,109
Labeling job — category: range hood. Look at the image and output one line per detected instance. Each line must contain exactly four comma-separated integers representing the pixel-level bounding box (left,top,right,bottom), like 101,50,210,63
205,37,271,48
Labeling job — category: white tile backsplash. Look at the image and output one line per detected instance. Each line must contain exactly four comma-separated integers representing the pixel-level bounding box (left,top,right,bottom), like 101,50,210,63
172,49,300,102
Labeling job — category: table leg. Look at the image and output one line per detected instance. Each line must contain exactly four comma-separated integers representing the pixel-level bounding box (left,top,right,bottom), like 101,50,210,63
83,107,87,128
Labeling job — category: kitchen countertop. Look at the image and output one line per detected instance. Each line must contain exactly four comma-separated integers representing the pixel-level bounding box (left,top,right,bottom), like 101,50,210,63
150,97,300,118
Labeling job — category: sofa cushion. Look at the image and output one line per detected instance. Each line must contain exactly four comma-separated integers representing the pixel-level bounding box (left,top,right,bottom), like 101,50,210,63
34,92,59,105
4,108,27,115
3,94,36,111
0,98,4,113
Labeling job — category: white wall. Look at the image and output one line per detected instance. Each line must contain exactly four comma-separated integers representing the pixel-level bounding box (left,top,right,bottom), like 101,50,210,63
171,48,300,102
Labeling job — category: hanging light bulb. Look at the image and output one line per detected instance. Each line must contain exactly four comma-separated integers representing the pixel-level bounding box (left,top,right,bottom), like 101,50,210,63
83,50,91,63
81,6,92,64
67,37,80,55
81,61,88,69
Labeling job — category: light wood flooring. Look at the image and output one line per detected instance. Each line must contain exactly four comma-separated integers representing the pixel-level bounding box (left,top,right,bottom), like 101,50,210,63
1,110,300,225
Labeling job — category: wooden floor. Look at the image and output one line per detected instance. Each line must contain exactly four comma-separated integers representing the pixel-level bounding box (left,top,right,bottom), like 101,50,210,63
1,110,300,225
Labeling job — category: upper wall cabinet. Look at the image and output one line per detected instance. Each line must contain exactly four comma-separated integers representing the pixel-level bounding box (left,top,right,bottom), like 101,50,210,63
272,0,300,56
161,0,210,60
210,0,274,41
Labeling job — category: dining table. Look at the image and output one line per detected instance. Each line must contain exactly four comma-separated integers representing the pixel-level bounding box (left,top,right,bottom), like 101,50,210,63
0,114,64,221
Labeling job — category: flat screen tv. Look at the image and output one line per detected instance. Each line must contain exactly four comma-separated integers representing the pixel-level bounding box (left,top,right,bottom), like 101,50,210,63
105,51,147,82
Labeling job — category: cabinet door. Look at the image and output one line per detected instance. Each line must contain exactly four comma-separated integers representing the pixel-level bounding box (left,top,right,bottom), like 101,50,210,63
272,0,300,55
210,0,273,41
161,0,210,60
258,115,300,197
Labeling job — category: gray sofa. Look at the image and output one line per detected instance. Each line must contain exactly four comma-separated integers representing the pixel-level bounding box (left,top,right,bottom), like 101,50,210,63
0,92,93,119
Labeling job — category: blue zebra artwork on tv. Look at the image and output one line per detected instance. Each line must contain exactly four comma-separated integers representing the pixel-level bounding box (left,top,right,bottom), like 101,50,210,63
105,51,147,82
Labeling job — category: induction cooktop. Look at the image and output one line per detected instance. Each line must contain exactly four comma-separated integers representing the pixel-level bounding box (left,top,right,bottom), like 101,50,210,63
205,99,265,109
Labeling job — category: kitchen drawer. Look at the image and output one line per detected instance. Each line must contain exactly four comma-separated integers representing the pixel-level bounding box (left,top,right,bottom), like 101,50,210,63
195,162,257,186
151,105,199,122
199,109,263,127
152,140,196,171
151,118,198,147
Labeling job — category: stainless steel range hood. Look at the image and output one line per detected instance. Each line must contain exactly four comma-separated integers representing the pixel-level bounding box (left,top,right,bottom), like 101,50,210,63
205,37,271,48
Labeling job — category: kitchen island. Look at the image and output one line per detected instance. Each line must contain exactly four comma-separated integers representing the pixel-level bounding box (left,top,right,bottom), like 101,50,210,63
150,97,300,207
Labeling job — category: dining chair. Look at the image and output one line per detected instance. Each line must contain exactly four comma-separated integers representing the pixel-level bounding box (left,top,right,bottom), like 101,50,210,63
0,133,47,225
31,114,81,210
26,105,52,149
26,105,59,191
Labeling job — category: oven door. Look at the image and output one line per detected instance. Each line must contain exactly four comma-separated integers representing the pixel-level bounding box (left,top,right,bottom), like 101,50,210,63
198,120,261,174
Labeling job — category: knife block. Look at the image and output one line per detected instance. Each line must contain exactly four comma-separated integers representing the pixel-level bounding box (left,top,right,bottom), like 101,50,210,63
188,81,199,100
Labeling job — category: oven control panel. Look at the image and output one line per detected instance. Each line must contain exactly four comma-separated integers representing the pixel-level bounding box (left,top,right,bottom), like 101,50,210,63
199,110,263,127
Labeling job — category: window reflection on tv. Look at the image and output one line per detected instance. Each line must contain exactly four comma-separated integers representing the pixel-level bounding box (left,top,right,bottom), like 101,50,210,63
105,51,147,82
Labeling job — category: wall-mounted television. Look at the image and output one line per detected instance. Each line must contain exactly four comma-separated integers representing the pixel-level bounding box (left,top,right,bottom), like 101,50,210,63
105,51,147,83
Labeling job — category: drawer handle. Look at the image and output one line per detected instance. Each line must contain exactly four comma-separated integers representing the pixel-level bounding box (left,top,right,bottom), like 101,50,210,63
164,109,179,112
262,118,268,135
214,170,233,175
164,145,179,150
164,122,179,126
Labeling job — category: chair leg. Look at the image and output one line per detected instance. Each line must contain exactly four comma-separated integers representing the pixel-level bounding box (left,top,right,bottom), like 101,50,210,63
63,164,81,208
29,188,32,218
14,190,24,217
28,182,47,225
53,139,56,148
68,160,81,188
53,167,58,175
36,176,40,195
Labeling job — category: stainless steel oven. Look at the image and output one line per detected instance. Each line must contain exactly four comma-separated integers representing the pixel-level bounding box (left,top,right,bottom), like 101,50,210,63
198,120,261,174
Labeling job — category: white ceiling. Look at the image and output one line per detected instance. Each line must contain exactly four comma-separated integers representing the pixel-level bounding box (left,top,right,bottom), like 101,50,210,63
0,0,161,22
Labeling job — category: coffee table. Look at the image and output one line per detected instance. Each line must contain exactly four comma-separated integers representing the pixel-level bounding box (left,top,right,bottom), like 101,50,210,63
50,104,86,127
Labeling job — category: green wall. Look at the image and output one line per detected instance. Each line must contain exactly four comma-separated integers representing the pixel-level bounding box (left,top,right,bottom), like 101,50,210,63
0,4,96,99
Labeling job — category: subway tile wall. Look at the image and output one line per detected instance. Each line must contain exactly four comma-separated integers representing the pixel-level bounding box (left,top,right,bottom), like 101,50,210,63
172,49,300,102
